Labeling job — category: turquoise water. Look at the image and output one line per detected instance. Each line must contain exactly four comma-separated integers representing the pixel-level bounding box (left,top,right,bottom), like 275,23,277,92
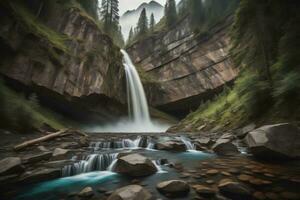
16,150,215,200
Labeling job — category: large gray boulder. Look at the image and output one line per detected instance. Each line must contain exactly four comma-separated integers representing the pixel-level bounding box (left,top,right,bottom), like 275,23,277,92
0,157,24,176
18,168,61,184
156,180,190,197
212,139,240,156
155,141,186,152
245,123,300,159
218,180,252,200
114,154,157,177
108,185,152,200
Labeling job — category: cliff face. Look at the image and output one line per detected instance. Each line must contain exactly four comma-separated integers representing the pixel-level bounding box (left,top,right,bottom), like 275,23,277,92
0,1,126,122
127,16,238,117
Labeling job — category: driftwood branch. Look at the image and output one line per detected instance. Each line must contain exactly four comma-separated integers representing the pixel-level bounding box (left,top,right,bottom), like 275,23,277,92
14,129,68,151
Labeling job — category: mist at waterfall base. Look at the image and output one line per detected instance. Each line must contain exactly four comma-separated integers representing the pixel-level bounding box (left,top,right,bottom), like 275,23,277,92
86,50,170,133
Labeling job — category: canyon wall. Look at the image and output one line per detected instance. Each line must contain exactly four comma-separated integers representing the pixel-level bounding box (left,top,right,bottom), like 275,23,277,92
127,16,238,117
0,1,126,122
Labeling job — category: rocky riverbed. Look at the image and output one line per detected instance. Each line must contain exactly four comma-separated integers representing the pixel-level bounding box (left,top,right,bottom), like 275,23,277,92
0,123,300,200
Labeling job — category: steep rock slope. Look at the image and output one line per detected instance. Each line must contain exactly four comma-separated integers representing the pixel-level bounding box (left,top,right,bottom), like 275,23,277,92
127,16,238,117
0,1,126,122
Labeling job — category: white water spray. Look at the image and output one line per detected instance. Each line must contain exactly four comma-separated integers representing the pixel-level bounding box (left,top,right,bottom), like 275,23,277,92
122,49,151,123
86,50,170,132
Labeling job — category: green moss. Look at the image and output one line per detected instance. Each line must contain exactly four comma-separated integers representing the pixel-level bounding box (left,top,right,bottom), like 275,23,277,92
9,1,69,53
0,80,75,132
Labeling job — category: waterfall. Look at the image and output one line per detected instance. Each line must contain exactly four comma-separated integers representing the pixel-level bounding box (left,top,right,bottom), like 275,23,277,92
121,49,151,123
62,153,118,176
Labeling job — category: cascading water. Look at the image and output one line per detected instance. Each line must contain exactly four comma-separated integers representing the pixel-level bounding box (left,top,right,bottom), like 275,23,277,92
122,49,150,123
86,50,170,132
62,153,118,176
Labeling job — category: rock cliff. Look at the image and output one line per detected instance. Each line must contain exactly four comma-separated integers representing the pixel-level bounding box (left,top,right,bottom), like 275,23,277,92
127,16,238,117
0,1,126,122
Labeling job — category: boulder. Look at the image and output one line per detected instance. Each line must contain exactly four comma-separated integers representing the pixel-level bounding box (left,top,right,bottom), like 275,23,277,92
195,138,213,146
22,152,52,164
18,168,61,184
60,142,79,149
0,157,24,176
155,141,186,152
245,123,300,159
212,139,240,156
156,180,190,197
108,185,152,200
114,154,157,177
52,148,70,160
236,123,256,139
78,187,94,198
193,185,216,197
218,180,252,200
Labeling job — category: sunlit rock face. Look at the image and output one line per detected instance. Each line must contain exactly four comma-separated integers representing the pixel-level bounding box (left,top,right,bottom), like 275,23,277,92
0,3,126,121
127,16,238,116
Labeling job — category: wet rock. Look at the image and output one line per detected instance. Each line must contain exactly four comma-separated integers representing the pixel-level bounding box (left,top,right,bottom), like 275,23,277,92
220,133,235,141
212,139,240,156
0,174,19,187
60,142,79,149
22,152,52,164
39,123,58,133
37,145,49,152
79,137,89,147
194,143,207,151
218,180,252,200
245,123,300,160
52,148,70,160
107,185,152,200
195,138,213,146
19,168,61,184
235,123,256,139
156,180,190,197
78,187,94,198
193,185,216,197
155,141,186,152
253,191,266,200
0,157,24,176
206,169,219,175
114,154,157,177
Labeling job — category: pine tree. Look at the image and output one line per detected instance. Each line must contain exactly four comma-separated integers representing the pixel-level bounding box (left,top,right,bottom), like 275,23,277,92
150,13,156,32
165,0,177,27
190,0,205,27
127,27,134,44
100,0,120,32
100,0,124,46
137,8,148,36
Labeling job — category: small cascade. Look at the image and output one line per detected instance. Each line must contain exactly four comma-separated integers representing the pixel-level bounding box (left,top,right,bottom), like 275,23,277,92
62,153,118,176
178,136,196,151
152,160,167,174
89,137,142,151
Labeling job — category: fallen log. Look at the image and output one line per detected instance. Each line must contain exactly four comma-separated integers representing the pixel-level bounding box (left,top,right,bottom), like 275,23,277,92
14,129,68,151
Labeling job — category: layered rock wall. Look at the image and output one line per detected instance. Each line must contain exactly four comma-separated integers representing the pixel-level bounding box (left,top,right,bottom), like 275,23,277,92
0,1,126,121
127,16,238,116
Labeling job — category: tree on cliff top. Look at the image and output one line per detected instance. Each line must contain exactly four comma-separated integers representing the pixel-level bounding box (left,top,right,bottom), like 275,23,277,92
100,0,124,46
137,8,148,36
165,0,177,27
150,13,156,32
190,0,205,28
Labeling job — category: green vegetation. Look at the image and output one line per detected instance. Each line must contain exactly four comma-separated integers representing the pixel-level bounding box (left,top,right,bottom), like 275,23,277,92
8,0,69,53
176,0,300,131
0,80,73,132
165,0,177,27
149,13,156,32
100,0,124,47
77,0,99,19
137,8,149,36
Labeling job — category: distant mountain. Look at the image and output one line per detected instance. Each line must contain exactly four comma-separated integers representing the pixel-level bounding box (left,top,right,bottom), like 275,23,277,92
120,1,164,40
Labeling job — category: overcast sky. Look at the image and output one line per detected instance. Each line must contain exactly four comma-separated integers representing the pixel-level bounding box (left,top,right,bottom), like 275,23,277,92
119,0,179,15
